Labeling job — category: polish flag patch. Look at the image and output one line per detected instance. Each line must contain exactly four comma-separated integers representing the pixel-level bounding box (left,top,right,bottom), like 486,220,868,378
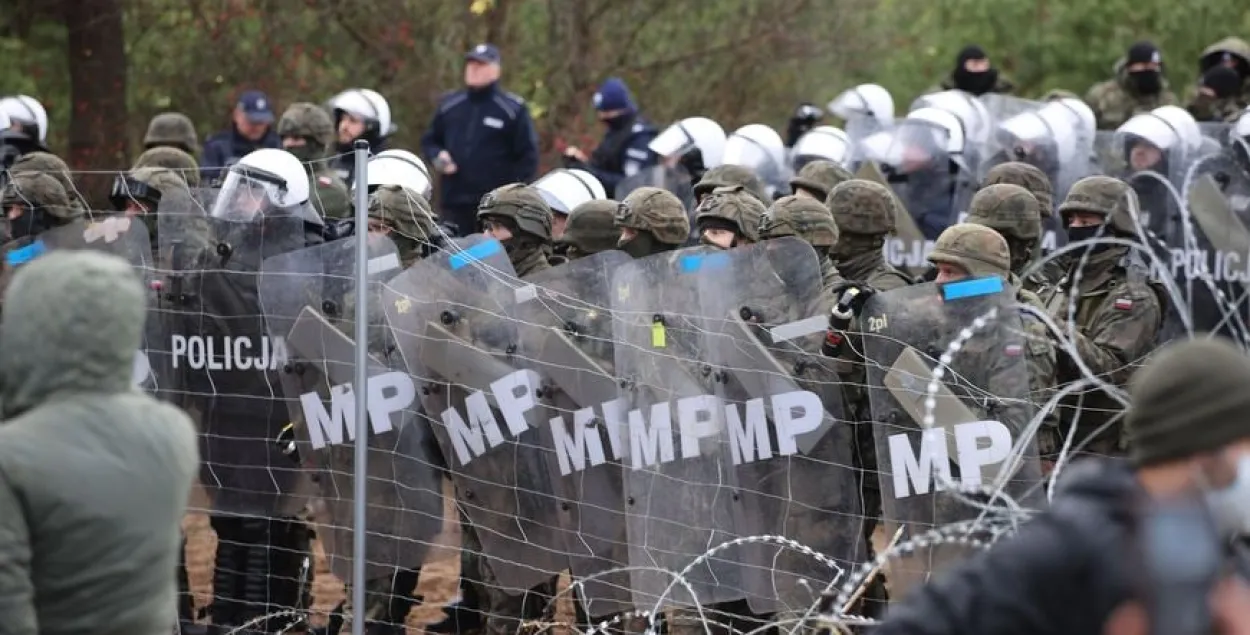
1114,298,1133,311
1004,344,1023,357
317,175,332,186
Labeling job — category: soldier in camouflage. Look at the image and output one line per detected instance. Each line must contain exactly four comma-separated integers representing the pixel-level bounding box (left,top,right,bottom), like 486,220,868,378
964,184,1043,282
477,183,554,277
555,199,619,260
980,162,1062,289
9,152,88,218
614,186,690,258
110,166,185,243
2,171,81,243
1035,175,1165,458
692,164,770,205
1186,37,1250,122
368,184,443,267
760,195,844,292
277,102,352,220
143,112,200,156
1085,41,1179,130
693,184,764,249
132,146,202,187
789,159,852,202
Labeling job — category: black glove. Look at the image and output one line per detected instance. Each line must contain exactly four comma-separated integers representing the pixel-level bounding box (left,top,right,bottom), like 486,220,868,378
785,102,824,147
918,266,939,283
829,281,878,315
323,218,356,241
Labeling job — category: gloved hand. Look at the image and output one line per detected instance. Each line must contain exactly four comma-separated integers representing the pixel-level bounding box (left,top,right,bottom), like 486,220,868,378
785,102,824,147
829,281,878,315
323,218,355,241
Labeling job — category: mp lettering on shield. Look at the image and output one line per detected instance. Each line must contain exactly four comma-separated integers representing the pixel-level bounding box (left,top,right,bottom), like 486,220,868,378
887,420,1014,498
170,334,289,371
299,371,418,449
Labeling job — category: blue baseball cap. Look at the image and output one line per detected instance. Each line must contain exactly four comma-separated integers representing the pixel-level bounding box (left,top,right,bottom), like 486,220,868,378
465,43,501,65
593,77,635,113
237,90,274,124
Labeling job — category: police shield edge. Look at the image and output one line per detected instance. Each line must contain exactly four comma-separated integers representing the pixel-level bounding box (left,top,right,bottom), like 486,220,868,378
510,249,635,618
156,190,310,517
860,280,1044,599
381,234,569,592
258,234,445,583
695,237,865,615
611,245,747,610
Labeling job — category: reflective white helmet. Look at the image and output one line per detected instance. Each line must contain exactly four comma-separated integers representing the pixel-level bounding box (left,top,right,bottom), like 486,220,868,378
532,168,606,215
905,107,966,154
1236,107,1250,138
211,148,317,224
999,98,1097,165
362,149,432,198
911,90,991,147
328,88,396,137
828,84,894,129
1115,105,1204,156
722,124,787,171
0,95,48,144
649,117,726,168
791,125,853,168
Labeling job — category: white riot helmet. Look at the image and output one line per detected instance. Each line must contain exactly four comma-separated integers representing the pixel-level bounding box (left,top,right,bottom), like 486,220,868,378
211,148,319,225
1237,107,1250,139
828,84,894,129
870,107,964,175
997,98,1097,167
361,149,432,198
532,168,606,215
791,125,853,169
911,90,992,149
649,116,726,169
1113,105,1204,178
328,88,396,138
723,124,787,172
0,95,48,145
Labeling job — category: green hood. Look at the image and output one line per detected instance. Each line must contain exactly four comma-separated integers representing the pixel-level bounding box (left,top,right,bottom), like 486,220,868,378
1201,37,1250,68
0,250,145,417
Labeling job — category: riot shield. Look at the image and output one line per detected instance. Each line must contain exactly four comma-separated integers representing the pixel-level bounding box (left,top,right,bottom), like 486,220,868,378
510,250,634,617
696,237,864,615
258,235,444,583
862,279,1044,599
617,164,695,210
382,235,568,592
611,246,746,610
156,191,313,516
978,94,1044,127
1181,174,1250,340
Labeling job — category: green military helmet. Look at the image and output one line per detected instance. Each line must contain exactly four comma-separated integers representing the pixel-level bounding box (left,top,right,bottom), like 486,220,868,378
277,102,336,158
476,183,553,242
760,194,840,248
927,222,1011,279
789,159,853,201
615,186,690,246
369,184,438,241
2,171,74,219
10,152,82,206
133,146,201,187
825,179,897,236
692,164,770,204
965,183,1042,242
143,112,200,155
1057,175,1139,236
980,162,1054,217
694,184,765,242
558,199,620,257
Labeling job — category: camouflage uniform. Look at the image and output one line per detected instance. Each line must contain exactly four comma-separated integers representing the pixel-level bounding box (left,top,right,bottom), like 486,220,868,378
1034,176,1165,458
476,183,554,278
368,184,441,267
760,194,845,292
692,184,764,248
980,162,1062,290
143,112,200,156
1084,60,1179,130
556,199,619,260
0,173,78,307
277,102,352,220
614,186,690,258
9,152,87,219
788,159,852,202
1185,37,1250,122
132,146,202,187
691,164,770,204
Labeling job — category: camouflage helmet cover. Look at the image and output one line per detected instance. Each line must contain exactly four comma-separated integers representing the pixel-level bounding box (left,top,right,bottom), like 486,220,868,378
1,171,74,219
789,159,853,201
760,194,840,248
692,164,770,203
614,186,690,246
368,184,438,241
965,183,1042,241
277,102,336,156
127,166,188,200
980,161,1054,217
143,112,200,155
694,184,766,242
476,183,553,241
1057,175,1139,235
9,152,83,215
132,146,201,187
559,199,620,255
927,222,1011,278
825,178,898,236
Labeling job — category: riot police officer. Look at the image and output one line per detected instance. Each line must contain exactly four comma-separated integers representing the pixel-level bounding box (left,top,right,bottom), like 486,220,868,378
328,88,397,184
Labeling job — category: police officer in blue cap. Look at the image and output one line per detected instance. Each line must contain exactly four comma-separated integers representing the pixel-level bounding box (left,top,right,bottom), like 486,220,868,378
201,89,281,185
562,77,657,198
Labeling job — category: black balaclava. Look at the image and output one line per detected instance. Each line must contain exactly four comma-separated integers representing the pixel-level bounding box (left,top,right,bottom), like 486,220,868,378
1126,42,1164,95
952,45,999,95
1201,65,1243,100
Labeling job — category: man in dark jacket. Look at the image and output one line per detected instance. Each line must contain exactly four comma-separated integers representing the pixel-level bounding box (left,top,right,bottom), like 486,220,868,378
200,89,281,185
870,336,1250,635
420,43,540,236
562,77,657,198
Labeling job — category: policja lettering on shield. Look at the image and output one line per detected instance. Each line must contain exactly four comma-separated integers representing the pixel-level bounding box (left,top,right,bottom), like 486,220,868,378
169,334,288,371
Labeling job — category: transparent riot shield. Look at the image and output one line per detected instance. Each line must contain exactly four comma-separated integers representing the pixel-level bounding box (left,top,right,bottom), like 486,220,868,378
611,246,746,610
696,237,864,615
861,279,1044,600
156,191,312,517
258,235,445,583
510,250,634,618
854,161,931,276
1181,175,1250,341
978,94,1044,127
382,235,568,592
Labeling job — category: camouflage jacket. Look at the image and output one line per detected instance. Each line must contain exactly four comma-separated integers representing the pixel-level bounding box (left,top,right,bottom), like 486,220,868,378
1184,88,1248,123
307,165,351,221
1084,63,1179,130
1011,274,1059,446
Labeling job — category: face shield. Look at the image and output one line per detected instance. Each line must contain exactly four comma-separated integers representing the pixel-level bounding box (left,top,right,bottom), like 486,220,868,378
533,168,605,215
884,120,952,176
722,128,787,186
110,175,162,212
210,166,293,222
1114,114,1183,180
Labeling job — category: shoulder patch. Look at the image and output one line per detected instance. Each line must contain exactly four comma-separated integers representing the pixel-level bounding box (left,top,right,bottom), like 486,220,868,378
504,91,526,105
1113,298,1133,311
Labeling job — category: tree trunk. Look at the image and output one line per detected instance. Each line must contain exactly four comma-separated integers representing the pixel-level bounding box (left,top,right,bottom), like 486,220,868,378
62,0,128,209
